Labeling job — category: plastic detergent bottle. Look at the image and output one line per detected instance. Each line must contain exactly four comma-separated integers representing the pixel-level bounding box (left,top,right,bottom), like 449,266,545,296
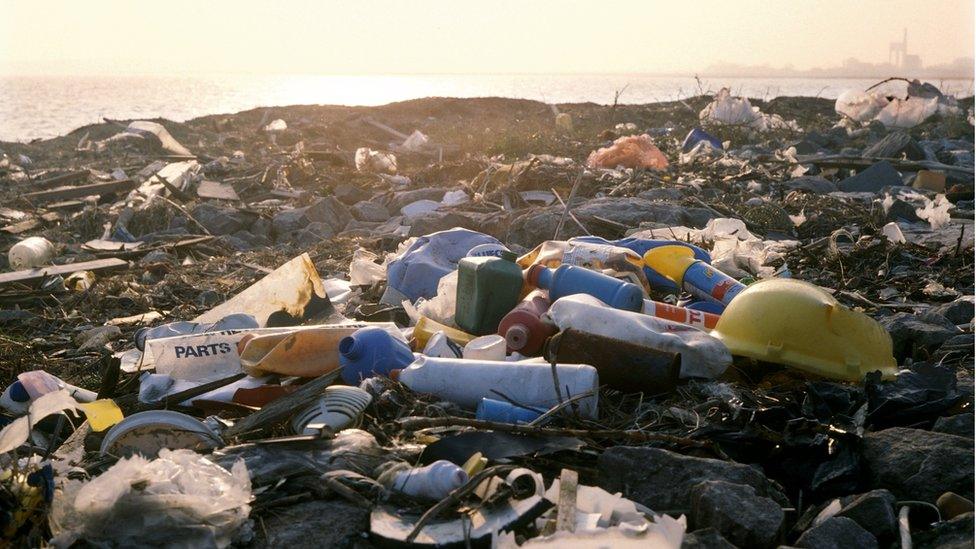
390,356,599,418
339,327,415,384
644,245,746,306
642,299,720,330
454,252,524,335
526,264,644,312
476,398,544,424
496,289,556,355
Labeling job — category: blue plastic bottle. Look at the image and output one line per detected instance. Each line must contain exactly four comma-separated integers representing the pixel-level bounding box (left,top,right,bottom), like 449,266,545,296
571,236,711,293
527,264,644,312
476,398,544,424
339,327,415,384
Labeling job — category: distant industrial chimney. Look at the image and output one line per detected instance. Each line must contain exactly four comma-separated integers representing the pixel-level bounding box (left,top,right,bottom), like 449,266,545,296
889,28,908,68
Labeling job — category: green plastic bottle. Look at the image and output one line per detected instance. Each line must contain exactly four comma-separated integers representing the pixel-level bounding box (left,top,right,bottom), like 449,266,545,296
455,252,524,336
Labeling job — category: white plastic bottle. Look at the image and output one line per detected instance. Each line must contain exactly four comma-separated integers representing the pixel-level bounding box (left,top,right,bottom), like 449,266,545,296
392,460,468,500
8,237,55,269
390,356,599,418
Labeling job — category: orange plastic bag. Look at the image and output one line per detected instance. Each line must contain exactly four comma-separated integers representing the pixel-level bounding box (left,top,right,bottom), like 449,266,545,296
586,134,669,170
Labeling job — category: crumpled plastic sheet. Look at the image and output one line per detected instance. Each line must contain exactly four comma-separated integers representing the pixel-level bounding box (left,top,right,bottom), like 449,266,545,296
699,88,801,132
210,429,387,487
586,134,669,170
834,90,890,122
50,449,252,549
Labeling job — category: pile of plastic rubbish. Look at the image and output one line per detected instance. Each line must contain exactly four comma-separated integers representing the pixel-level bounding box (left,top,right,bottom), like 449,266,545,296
0,82,972,547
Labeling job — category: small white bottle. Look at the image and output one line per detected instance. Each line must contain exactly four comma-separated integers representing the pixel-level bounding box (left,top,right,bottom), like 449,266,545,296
392,460,468,500
8,237,55,269
390,356,599,418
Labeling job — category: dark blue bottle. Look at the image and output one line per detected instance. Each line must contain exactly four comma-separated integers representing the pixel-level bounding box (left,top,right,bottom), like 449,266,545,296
527,264,644,312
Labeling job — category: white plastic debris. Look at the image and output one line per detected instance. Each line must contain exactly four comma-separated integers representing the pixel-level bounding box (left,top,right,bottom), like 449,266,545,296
349,248,387,286
875,96,940,129
0,390,79,454
50,449,252,548
915,193,952,229
390,460,468,500
881,222,907,244
355,148,398,174
834,90,889,122
699,88,763,128
263,119,287,132
401,130,430,152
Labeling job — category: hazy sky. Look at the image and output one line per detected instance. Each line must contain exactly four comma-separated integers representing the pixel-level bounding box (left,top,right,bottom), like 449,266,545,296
1,0,973,75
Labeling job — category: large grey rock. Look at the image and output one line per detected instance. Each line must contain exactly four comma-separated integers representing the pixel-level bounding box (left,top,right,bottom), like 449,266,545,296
574,197,716,229
862,427,974,503
928,296,976,325
639,188,685,201
796,517,877,549
333,183,371,205
879,312,959,358
681,527,736,549
597,446,786,513
387,187,447,211
863,131,926,160
304,196,352,233
914,512,975,549
690,480,784,548
932,413,975,438
782,176,838,194
190,203,253,235
256,500,368,548
406,210,506,239
838,161,903,193
351,200,391,223
836,489,898,544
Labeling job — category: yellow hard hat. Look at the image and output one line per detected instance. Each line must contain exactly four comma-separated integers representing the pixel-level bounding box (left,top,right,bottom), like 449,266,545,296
711,278,898,381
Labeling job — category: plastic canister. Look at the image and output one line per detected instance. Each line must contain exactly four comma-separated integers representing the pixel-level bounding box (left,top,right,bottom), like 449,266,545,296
8,236,55,269
496,289,556,355
390,356,599,418
339,327,415,384
454,253,524,335
526,264,643,312
644,245,745,306
476,398,544,424
290,386,372,434
381,228,502,305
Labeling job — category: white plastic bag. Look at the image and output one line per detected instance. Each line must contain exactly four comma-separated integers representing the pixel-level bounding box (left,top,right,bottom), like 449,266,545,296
349,248,387,286
699,88,763,128
834,90,889,122
875,97,939,128
51,449,252,548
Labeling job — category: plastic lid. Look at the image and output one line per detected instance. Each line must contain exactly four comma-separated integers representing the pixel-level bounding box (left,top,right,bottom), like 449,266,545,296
9,381,29,402
504,324,529,350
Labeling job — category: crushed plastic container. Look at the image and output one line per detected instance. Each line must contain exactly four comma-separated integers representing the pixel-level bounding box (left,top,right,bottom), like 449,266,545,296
455,252,523,335
476,398,544,424
413,316,476,349
518,239,650,293
8,236,55,270
339,326,416,384
544,329,680,394
527,264,644,312
390,356,599,418
497,289,556,355
382,228,503,305
644,245,745,306
546,294,731,379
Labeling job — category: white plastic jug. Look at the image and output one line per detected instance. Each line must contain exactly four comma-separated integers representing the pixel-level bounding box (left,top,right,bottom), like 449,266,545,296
392,460,468,500
391,356,599,418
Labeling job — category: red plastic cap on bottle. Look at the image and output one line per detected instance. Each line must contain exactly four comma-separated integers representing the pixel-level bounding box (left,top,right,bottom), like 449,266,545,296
388,369,402,381
525,264,544,287
504,324,530,350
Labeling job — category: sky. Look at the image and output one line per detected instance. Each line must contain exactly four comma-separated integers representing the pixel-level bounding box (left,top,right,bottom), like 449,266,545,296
1,0,973,76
